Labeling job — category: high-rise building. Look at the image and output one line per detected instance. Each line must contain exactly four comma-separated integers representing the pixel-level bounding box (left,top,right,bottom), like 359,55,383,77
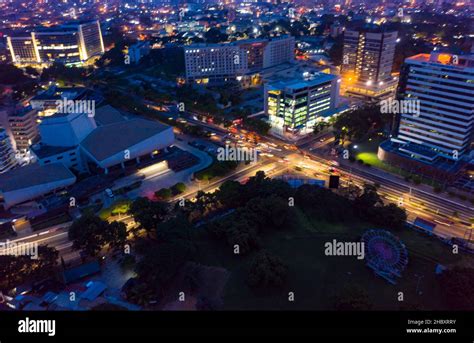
341,26,398,102
265,71,341,137
184,35,295,86
7,20,104,65
8,107,39,153
0,127,17,174
378,52,474,180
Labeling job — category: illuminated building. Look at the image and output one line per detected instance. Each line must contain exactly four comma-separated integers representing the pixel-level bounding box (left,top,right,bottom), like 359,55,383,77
378,52,474,179
265,72,341,137
0,127,17,174
341,26,398,102
8,107,39,153
7,20,104,66
31,106,174,175
184,35,295,86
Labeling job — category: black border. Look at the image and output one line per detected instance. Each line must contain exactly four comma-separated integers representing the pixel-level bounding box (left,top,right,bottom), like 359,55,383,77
1,311,473,339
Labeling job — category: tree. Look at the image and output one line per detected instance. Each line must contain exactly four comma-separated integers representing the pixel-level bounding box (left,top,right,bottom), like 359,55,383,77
353,184,383,216
247,251,288,289
372,203,407,231
155,188,172,200
204,28,228,43
41,62,89,84
0,64,29,84
172,182,186,194
242,117,271,135
69,214,127,256
155,216,194,243
333,106,388,141
134,239,196,298
224,219,260,255
129,197,168,234
244,195,291,231
313,121,329,136
0,246,58,292
438,267,474,310
295,184,354,222
215,180,244,208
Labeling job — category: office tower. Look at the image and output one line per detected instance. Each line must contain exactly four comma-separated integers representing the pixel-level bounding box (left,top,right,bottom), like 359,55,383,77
0,127,17,174
341,26,398,102
184,35,295,86
265,72,340,137
7,20,104,65
378,52,474,179
8,107,39,153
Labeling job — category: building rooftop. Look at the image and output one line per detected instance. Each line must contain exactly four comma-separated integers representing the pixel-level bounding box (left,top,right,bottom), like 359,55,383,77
0,163,76,193
62,260,101,284
80,118,171,162
185,35,293,49
268,72,336,91
31,86,86,102
8,106,36,118
94,105,127,126
30,144,75,159
407,53,474,68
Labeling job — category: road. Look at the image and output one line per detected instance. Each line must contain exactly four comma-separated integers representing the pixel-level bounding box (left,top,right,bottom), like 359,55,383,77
3,109,472,261
0,157,286,261
182,112,473,242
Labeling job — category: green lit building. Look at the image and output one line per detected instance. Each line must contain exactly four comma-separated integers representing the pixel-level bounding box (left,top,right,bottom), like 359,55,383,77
264,72,340,137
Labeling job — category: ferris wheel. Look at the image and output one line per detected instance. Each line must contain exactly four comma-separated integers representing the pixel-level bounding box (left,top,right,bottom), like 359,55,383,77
361,229,409,285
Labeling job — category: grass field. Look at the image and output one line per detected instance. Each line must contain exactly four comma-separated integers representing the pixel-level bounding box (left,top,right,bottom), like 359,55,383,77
194,208,473,310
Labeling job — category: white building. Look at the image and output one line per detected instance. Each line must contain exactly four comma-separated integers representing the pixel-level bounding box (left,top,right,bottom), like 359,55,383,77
391,53,474,162
184,35,295,86
31,105,174,175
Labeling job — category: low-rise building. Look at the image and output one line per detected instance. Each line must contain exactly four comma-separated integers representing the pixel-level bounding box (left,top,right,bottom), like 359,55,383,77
31,105,175,175
0,163,76,210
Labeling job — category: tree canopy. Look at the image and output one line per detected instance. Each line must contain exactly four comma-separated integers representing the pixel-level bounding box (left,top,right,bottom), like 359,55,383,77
68,214,127,256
